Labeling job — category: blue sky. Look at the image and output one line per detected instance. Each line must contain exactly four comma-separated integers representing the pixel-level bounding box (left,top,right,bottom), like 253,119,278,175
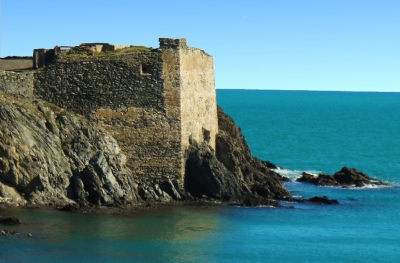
1,0,399,91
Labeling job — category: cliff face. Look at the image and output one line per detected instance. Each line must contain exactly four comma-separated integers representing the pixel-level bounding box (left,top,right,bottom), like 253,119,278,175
0,94,291,207
0,95,140,206
216,106,291,199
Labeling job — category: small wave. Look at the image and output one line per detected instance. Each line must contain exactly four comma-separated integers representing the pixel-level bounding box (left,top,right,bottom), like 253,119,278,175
256,205,276,208
273,168,321,180
344,184,393,190
274,169,397,189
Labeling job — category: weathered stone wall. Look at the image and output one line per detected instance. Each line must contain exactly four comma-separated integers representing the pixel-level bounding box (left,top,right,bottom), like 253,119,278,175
180,47,218,152
158,41,184,182
0,71,34,98
91,107,182,184
34,52,165,114
33,49,184,183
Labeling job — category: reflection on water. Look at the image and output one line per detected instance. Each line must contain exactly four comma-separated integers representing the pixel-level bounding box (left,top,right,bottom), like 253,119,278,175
1,191,400,263
0,204,226,262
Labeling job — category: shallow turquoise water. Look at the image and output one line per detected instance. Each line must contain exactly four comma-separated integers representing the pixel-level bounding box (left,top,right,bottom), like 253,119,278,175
1,90,399,262
217,90,400,183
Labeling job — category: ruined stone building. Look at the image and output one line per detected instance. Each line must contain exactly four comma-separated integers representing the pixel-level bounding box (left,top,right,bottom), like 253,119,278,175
1,38,218,185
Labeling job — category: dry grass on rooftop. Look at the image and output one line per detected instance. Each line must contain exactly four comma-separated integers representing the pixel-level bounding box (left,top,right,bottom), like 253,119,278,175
0,58,33,71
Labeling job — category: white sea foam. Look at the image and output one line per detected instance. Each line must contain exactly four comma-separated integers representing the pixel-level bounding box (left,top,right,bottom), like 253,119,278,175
273,168,321,180
274,168,396,189
256,205,276,208
344,183,393,190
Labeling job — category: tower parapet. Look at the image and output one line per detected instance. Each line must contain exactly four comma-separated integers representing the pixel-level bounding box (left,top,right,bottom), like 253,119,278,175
159,38,187,49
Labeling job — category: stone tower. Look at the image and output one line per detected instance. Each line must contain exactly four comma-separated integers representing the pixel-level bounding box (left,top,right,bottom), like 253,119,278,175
33,38,218,184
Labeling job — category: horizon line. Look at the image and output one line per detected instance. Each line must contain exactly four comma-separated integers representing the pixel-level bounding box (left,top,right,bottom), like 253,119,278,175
216,88,400,93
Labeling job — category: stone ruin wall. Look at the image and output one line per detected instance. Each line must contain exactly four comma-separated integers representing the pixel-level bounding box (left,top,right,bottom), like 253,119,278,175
33,51,183,184
0,71,34,98
179,46,218,152
34,53,166,113
157,38,218,176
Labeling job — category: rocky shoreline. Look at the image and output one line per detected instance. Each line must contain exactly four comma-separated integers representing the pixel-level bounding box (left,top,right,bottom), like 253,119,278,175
296,167,389,188
0,93,391,211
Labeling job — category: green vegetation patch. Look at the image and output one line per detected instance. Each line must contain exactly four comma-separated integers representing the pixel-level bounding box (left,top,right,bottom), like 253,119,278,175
120,45,152,53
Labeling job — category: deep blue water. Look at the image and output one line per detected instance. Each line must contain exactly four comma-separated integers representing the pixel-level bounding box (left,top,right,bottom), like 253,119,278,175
1,90,399,262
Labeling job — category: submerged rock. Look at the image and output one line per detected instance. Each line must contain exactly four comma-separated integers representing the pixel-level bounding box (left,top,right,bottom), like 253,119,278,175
58,203,80,212
0,229,18,235
307,196,339,205
0,217,22,225
296,167,389,187
297,172,338,186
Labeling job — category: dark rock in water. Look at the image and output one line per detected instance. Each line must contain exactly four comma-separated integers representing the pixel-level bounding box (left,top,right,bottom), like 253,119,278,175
1,229,18,235
238,197,281,207
279,176,291,182
262,160,279,170
59,203,80,212
296,172,315,183
0,227,34,237
307,196,339,205
333,167,385,187
297,172,339,186
296,167,389,187
0,217,22,225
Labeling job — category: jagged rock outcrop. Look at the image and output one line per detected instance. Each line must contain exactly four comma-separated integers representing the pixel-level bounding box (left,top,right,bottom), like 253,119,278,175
184,142,247,202
216,106,291,199
0,95,140,206
0,217,22,225
297,167,389,187
182,106,292,206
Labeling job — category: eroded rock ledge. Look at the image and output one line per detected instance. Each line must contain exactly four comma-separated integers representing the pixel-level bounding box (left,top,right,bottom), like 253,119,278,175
296,167,389,187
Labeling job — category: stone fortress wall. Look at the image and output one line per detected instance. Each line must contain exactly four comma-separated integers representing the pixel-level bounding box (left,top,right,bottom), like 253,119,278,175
28,38,218,184
34,52,166,114
179,45,217,152
0,71,34,98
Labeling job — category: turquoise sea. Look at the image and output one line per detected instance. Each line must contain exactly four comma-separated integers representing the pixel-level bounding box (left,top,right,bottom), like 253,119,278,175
1,90,399,262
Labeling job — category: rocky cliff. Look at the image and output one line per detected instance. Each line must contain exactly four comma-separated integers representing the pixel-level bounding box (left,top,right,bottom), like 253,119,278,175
184,107,291,206
0,93,291,208
0,94,140,206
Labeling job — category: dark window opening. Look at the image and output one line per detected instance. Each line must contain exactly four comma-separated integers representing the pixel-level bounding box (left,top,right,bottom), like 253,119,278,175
202,128,211,144
141,64,152,75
